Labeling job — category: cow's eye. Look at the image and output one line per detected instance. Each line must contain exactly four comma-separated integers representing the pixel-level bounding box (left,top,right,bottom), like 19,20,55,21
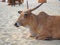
24,13,28,15
24,13,28,18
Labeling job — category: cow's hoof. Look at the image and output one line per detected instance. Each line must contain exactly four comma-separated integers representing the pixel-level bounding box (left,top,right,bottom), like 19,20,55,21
11,5,15,7
30,35,35,37
35,36,52,40
30,35,36,39
35,37,41,40
44,37,53,40
8,4,11,5
11,5,13,6
19,3,22,6
14,5,15,7
44,38,52,40
19,4,21,6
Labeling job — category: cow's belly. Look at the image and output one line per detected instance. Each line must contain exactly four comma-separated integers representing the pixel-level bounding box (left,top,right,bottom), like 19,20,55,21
52,29,60,39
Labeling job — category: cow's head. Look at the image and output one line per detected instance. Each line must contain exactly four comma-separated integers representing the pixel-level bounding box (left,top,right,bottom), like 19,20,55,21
14,3,44,27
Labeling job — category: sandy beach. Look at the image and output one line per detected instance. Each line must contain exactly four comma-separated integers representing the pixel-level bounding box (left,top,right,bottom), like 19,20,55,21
0,0,60,45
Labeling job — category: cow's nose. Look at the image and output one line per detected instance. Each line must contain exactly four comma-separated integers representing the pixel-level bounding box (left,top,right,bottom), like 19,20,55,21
14,22,20,27
18,11,20,14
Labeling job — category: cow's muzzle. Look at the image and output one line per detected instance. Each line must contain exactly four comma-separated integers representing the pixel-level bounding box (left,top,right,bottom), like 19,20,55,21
14,22,20,27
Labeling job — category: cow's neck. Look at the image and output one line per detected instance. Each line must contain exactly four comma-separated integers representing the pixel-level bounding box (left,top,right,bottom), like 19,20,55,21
29,14,38,30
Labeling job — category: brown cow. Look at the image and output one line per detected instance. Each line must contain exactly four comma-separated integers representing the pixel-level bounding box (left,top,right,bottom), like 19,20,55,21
14,3,60,40
8,0,23,6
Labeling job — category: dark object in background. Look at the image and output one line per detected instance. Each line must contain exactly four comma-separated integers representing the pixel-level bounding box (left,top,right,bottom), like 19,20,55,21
38,0,47,3
2,0,5,2
8,0,24,6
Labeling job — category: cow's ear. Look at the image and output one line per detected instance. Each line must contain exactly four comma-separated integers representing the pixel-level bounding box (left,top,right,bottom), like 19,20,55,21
18,11,22,14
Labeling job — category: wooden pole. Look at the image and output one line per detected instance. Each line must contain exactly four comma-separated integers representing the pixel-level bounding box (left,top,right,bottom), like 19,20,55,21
27,0,29,9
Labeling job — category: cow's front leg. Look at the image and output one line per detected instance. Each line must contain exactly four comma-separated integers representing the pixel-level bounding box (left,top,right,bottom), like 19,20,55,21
18,0,21,6
36,35,52,40
12,0,15,6
30,32,37,37
29,30,38,38
36,31,52,40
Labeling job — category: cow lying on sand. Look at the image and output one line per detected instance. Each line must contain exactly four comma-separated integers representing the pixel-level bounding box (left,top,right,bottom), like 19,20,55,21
14,3,60,40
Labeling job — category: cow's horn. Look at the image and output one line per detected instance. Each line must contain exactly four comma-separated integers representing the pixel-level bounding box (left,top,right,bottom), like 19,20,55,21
27,0,29,9
30,3,44,11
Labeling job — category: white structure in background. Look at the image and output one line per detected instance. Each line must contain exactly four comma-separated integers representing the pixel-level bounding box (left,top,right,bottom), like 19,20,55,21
0,0,7,2
47,0,60,2
6,0,7,2
0,0,2,2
